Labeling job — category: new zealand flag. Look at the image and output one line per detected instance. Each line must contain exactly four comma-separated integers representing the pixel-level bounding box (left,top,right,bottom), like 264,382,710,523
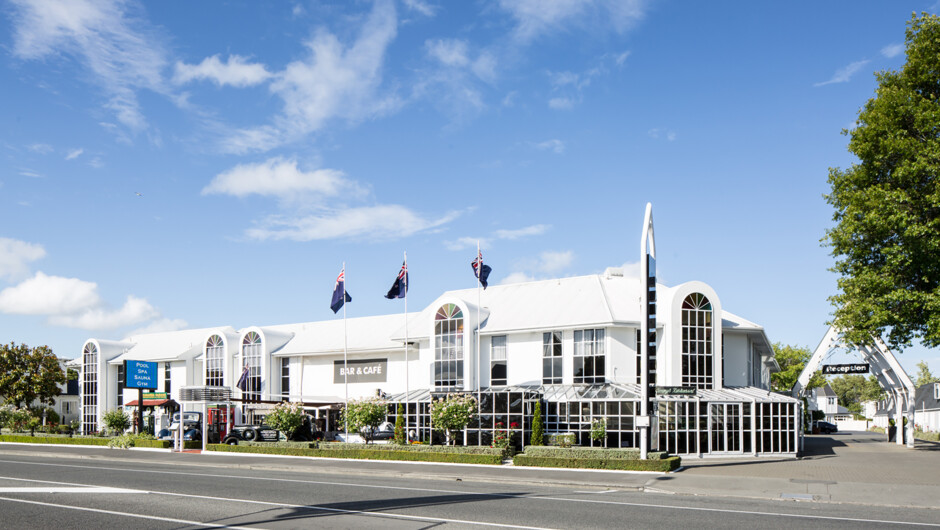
236,365,250,391
330,268,352,313
385,261,408,299
472,251,492,289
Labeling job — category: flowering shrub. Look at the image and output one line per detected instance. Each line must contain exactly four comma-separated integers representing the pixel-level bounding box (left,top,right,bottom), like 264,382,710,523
342,397,387,444
266,401,306,438
590,417,607,447
491,421,513,455
430,393,477,445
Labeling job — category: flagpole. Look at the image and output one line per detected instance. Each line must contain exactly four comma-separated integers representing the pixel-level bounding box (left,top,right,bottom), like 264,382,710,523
476,241,482,446
404,251,410,441
343,262,349,442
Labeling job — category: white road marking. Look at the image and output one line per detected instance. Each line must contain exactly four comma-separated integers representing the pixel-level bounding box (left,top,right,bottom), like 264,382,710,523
0,496,259,529
1,459,938,527
0,487,140,493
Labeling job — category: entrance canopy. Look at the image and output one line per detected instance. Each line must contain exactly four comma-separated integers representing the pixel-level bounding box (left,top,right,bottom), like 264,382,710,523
793,326,915,448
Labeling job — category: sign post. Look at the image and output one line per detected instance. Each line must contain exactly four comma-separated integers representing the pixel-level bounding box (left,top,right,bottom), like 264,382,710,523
124,360,158,434
639,203,656,460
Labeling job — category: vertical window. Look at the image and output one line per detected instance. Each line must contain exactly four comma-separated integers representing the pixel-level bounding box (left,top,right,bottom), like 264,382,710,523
490,335,507,386
164,362,172,396
681,293,713,389
635,329,642,384
281,357,290,398
64,402,73,415
116,363,125,407
434,304,464,390
542,331,563,384
574,329,606,384
82,342,98,434
205,335,224,387
242,331,263,401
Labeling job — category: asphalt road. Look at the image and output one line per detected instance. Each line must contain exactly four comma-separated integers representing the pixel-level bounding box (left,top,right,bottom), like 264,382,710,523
0,452,938,529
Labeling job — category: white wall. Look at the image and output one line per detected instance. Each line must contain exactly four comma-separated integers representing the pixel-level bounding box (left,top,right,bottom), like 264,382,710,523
608,327,636,385
722,333,749,387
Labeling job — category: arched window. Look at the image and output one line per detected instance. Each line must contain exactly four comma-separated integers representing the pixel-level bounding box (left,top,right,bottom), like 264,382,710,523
241,331,262,401
434,303,464,390
205,335,225,387
681,293,713,389
82,342,98,434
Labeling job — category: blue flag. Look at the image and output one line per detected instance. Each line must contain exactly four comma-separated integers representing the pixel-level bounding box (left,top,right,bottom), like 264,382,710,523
385,260,408,299
331,268,352,313
236,365,250,391
472,250,492,289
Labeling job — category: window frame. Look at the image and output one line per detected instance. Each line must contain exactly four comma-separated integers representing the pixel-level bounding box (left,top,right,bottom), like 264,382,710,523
573,328,606,384
490,335,507,386
542,331,563,384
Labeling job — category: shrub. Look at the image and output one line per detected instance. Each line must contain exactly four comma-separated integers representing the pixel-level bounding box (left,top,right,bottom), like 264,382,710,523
521,446,669,460
102,409,130,436
514,454,681,472
207,443,505,465
394,403,406,445
530,401,545,446
430,393,477,445
590,418,607,447
108,433,136,449
265,401,305,439
342,397,387,443
547,433,575,448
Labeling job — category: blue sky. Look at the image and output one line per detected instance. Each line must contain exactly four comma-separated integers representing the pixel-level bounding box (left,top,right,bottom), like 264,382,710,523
1,0,938,377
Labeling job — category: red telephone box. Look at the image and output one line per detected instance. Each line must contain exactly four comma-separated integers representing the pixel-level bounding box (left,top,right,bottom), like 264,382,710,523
208,407,230,441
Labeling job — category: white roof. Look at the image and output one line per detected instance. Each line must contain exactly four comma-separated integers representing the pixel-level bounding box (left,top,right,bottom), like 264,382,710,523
109,327,219,364
267,314,407,356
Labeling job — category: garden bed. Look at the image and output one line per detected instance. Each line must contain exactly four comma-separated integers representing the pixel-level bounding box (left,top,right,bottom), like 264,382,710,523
0,433,200,449
208,442,506,464
513,446,680,472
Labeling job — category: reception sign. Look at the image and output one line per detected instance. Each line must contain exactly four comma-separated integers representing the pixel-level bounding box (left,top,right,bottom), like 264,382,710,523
333,359,387,383
822,363,869,375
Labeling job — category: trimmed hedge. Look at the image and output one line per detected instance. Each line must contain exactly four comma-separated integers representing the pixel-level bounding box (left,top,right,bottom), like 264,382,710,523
521,446,669,460
207,443,504,464
513,454,681,472
0,434,199,450
323,442,503,456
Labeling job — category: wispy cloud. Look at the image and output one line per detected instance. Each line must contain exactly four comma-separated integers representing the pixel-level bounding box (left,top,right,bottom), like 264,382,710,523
9,0,169,133
414,38,498,124
495,224,550,239
546,64,606,110
246,206,460,242
498,0,648,43
173,54,272,87
26,143,53,154
201,157,365,204
446,224,550,250
403,0,437,17
499,250,575,284
881,43,904,59
0,237,46,281
65,148,84,160
19,170,43,178
647,128,676,141
814,60,870,87
532,139,565,153
222,0,401,153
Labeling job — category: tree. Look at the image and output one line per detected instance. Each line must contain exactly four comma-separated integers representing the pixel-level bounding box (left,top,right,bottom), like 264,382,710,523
265,401,305,439
430,393,477,445
770,343,825,393
590,417,607,448
829,375,884,414
102,408,130,436
530,401,545,446
341,397,387,444
0,343,66,408
914,361,940,386
393,403,406,445
825,13,940,350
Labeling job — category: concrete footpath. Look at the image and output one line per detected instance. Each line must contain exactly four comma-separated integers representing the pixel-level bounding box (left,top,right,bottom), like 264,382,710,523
1,431,937,510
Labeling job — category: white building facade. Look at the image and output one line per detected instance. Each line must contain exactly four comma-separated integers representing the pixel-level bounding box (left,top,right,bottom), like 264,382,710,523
80,267,801,456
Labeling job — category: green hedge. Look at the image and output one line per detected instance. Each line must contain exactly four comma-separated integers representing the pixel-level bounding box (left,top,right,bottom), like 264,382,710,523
0,434,198,449
322,442,503,456
521,446,669,460
207,443,504,464
915,430,940,442
513,454,681,472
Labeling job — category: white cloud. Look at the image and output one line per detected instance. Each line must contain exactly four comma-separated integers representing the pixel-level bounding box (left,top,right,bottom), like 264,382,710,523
125,317,189,337
814,60,870,87
202,157,363,203
415,38,497,122
403,0,437,17
246,205,460,241
548,97,576,110
499,272,536,285
173,54,272,87
533,139,565,154
9,0,168,132
537,250,573,273
0,271,100,315
881,43,904,59
500,249,574,284
546,67,603,110
426,39,470,67
50,295,158,330
614,50,631,67
223,0,400,153
19,170,43,178
65,148,84,160
498,0,647,42
444,236,489,251
647,128,676,141
0,237,46,281
27,143,53,154
494,224,550,239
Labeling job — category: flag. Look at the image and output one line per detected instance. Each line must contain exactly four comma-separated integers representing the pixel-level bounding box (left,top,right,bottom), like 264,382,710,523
331,267,352,313
472,250,492,289
236,365,250,391
385,260,408,299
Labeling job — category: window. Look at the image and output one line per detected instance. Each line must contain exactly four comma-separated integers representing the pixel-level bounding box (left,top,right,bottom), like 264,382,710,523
164,362,172,396
434,304,464,390
491,336,507,386
681,293,714,389
542,331,563,384
574,329,605,384
242,331,263,401
281,357,290,398
828,397,836,406
116,362,125,407
935,383,940,400
82,342,98,434
205,335,224,387
63,402,73,415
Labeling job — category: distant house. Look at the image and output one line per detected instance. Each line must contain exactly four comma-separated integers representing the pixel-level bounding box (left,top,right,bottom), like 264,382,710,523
807,384,851,422
914,383,940,433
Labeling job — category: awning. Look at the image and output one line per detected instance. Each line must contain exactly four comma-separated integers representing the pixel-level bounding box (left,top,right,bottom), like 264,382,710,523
124,399,173,407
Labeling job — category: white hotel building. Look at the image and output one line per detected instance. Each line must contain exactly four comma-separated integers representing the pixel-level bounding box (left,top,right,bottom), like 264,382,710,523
80,266,801,457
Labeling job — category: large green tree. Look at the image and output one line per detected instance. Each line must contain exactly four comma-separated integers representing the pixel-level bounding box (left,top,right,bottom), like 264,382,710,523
825,13,940,350
770,343,825,393
914,361,939,386
0,343,66,409
829,375,884,414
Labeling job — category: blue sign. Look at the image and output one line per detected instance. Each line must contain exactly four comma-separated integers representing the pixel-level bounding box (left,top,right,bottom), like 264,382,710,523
125,360,158,389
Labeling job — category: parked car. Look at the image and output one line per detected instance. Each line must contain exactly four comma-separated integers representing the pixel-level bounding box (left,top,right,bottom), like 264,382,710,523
157,412,206,443
222,424,281,444
815,421,838,434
